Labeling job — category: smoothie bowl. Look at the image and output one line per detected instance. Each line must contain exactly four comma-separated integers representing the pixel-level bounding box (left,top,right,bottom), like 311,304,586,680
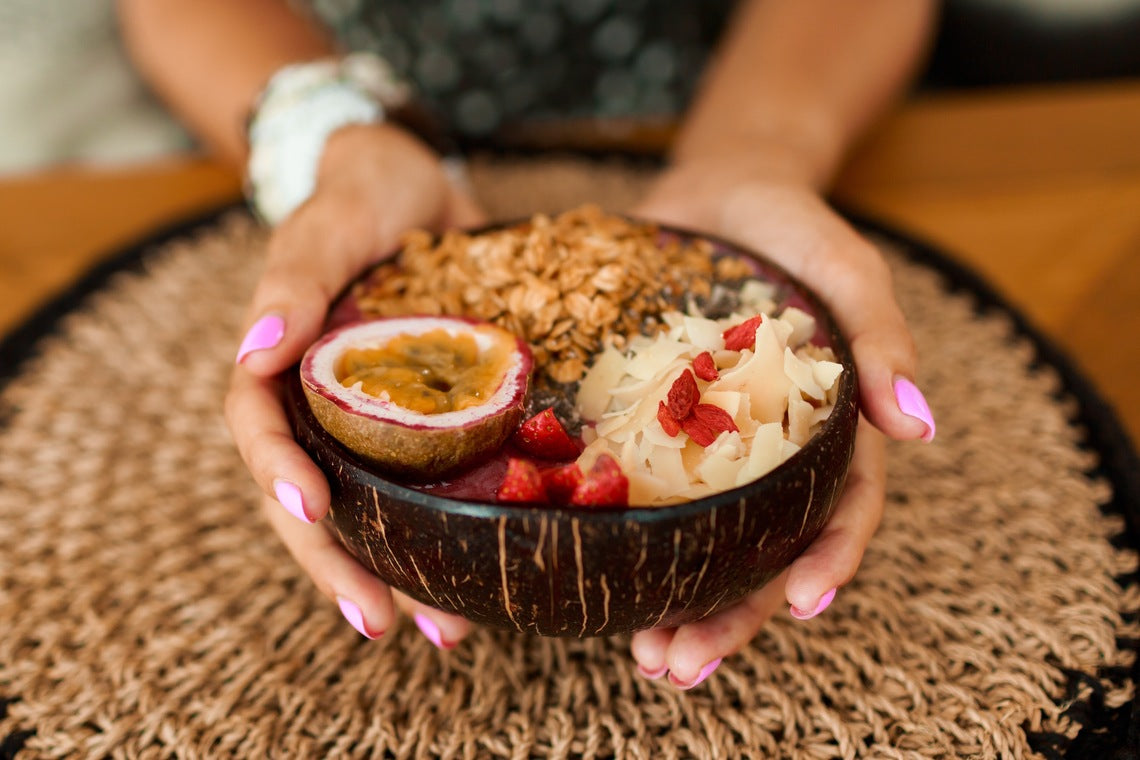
286,205,858,636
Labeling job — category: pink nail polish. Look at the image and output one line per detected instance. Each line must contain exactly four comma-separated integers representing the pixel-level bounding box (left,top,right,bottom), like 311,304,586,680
894,377,936,442
669,658,722,690
273,480,313,524
414,613,453,649
236,314,285,363
637,664,668,680
337,596,381,639
789,587,837,620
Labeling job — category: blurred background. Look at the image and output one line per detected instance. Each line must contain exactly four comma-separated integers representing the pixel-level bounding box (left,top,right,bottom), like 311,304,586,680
1,0,1138,439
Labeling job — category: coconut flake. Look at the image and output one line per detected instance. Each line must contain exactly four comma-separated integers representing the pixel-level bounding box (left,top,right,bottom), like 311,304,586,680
812,359,844,393
681,315,725,351
739,279,777,310
626,334,692,381
716,319,790,423
628,470,669,506
643,419,687,449
737,422,785,485
787,389,815,447
697,447,745,492
648,445,690,495
784,347,825,400
577,344,625,420
781,306,816,348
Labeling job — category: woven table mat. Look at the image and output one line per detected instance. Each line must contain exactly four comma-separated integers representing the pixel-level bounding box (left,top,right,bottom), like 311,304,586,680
1,157,1137,759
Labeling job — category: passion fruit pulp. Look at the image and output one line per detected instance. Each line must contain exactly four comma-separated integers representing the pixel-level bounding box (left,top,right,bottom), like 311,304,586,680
300,316,533,478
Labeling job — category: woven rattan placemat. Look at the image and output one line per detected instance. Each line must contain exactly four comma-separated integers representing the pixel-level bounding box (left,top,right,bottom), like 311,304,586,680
1,158,1137,759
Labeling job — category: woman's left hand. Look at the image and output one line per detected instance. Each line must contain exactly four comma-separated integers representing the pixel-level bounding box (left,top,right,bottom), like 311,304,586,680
626,159,934,688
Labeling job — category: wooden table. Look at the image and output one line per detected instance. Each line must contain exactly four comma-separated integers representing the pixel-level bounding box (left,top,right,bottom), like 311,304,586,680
2,80,1139,442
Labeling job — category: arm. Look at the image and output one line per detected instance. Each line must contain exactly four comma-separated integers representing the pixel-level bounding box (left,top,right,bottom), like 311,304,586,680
119,0,485,649
632,0,939,688
117,0,334,165
644,0,938,432
673,0,938,189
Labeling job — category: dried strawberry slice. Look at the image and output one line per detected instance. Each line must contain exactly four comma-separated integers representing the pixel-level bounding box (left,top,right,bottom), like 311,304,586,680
722,315,764,352
512,407,580,460
666,369,700,420
657,401,681,437
541,462,584,503
693,351,719,381
570,454,629,507
497,458,547,503
681,403,739,447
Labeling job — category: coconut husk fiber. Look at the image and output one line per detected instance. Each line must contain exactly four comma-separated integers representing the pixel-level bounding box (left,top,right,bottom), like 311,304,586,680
1,157,1137,759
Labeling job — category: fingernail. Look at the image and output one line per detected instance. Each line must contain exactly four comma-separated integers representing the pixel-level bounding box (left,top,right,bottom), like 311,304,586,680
894,377,936,442
414,613,453,650
273,479,313,524
337,596,381,639
789,587,837,620
236,313,285,363
637,664,668,680
669,658,722,690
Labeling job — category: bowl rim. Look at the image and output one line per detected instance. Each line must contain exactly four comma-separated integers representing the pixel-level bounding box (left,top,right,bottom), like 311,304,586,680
295,215,858,523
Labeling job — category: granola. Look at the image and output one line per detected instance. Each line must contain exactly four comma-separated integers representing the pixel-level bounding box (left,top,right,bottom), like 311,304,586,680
354,205,753,391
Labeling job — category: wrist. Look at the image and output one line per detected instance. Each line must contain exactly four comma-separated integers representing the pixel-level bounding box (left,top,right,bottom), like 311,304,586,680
669,111,844,193
245,53,412,225
644,147,820,223
639,143,831,240
318,122,432,177
317,122,470,201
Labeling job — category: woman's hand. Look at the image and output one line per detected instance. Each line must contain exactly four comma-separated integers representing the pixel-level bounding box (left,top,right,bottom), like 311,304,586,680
626,159,935,688
225,123,486,646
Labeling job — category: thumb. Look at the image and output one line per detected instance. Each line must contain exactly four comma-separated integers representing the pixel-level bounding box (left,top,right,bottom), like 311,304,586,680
236,182,491,375
235,198,399,375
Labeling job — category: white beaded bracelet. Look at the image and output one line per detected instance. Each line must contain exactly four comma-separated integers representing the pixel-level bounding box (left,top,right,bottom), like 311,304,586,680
246,53,411,226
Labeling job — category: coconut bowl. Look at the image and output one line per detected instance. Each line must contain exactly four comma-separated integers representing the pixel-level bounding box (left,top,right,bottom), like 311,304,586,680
285,221,858,637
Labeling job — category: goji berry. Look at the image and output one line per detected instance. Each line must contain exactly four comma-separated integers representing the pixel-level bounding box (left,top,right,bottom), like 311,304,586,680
657,401,681,436
693,351,719,381
722,315,764,351
666,369,700,420
681,403,738,447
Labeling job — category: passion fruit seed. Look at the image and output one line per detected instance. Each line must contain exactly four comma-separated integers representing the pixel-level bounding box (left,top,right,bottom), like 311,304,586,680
336,328,514,414
300,316,533,478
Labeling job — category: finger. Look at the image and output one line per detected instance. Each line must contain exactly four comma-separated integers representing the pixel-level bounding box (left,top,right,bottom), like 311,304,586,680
225,369,330,522
722,188,934,443
392,591,474,650
823,247,931,443
663,574,788,689
263,494,395,639
629,626,676,680
784,418,886,617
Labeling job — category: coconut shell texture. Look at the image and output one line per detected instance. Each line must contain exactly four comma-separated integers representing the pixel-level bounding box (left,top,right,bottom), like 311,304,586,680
287,366,856,636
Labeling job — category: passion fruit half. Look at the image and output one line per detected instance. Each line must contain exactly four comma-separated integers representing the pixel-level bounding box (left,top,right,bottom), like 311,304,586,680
299,316,533,478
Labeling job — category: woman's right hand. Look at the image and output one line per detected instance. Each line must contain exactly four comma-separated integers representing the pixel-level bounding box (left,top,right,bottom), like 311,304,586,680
224,122,487,645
